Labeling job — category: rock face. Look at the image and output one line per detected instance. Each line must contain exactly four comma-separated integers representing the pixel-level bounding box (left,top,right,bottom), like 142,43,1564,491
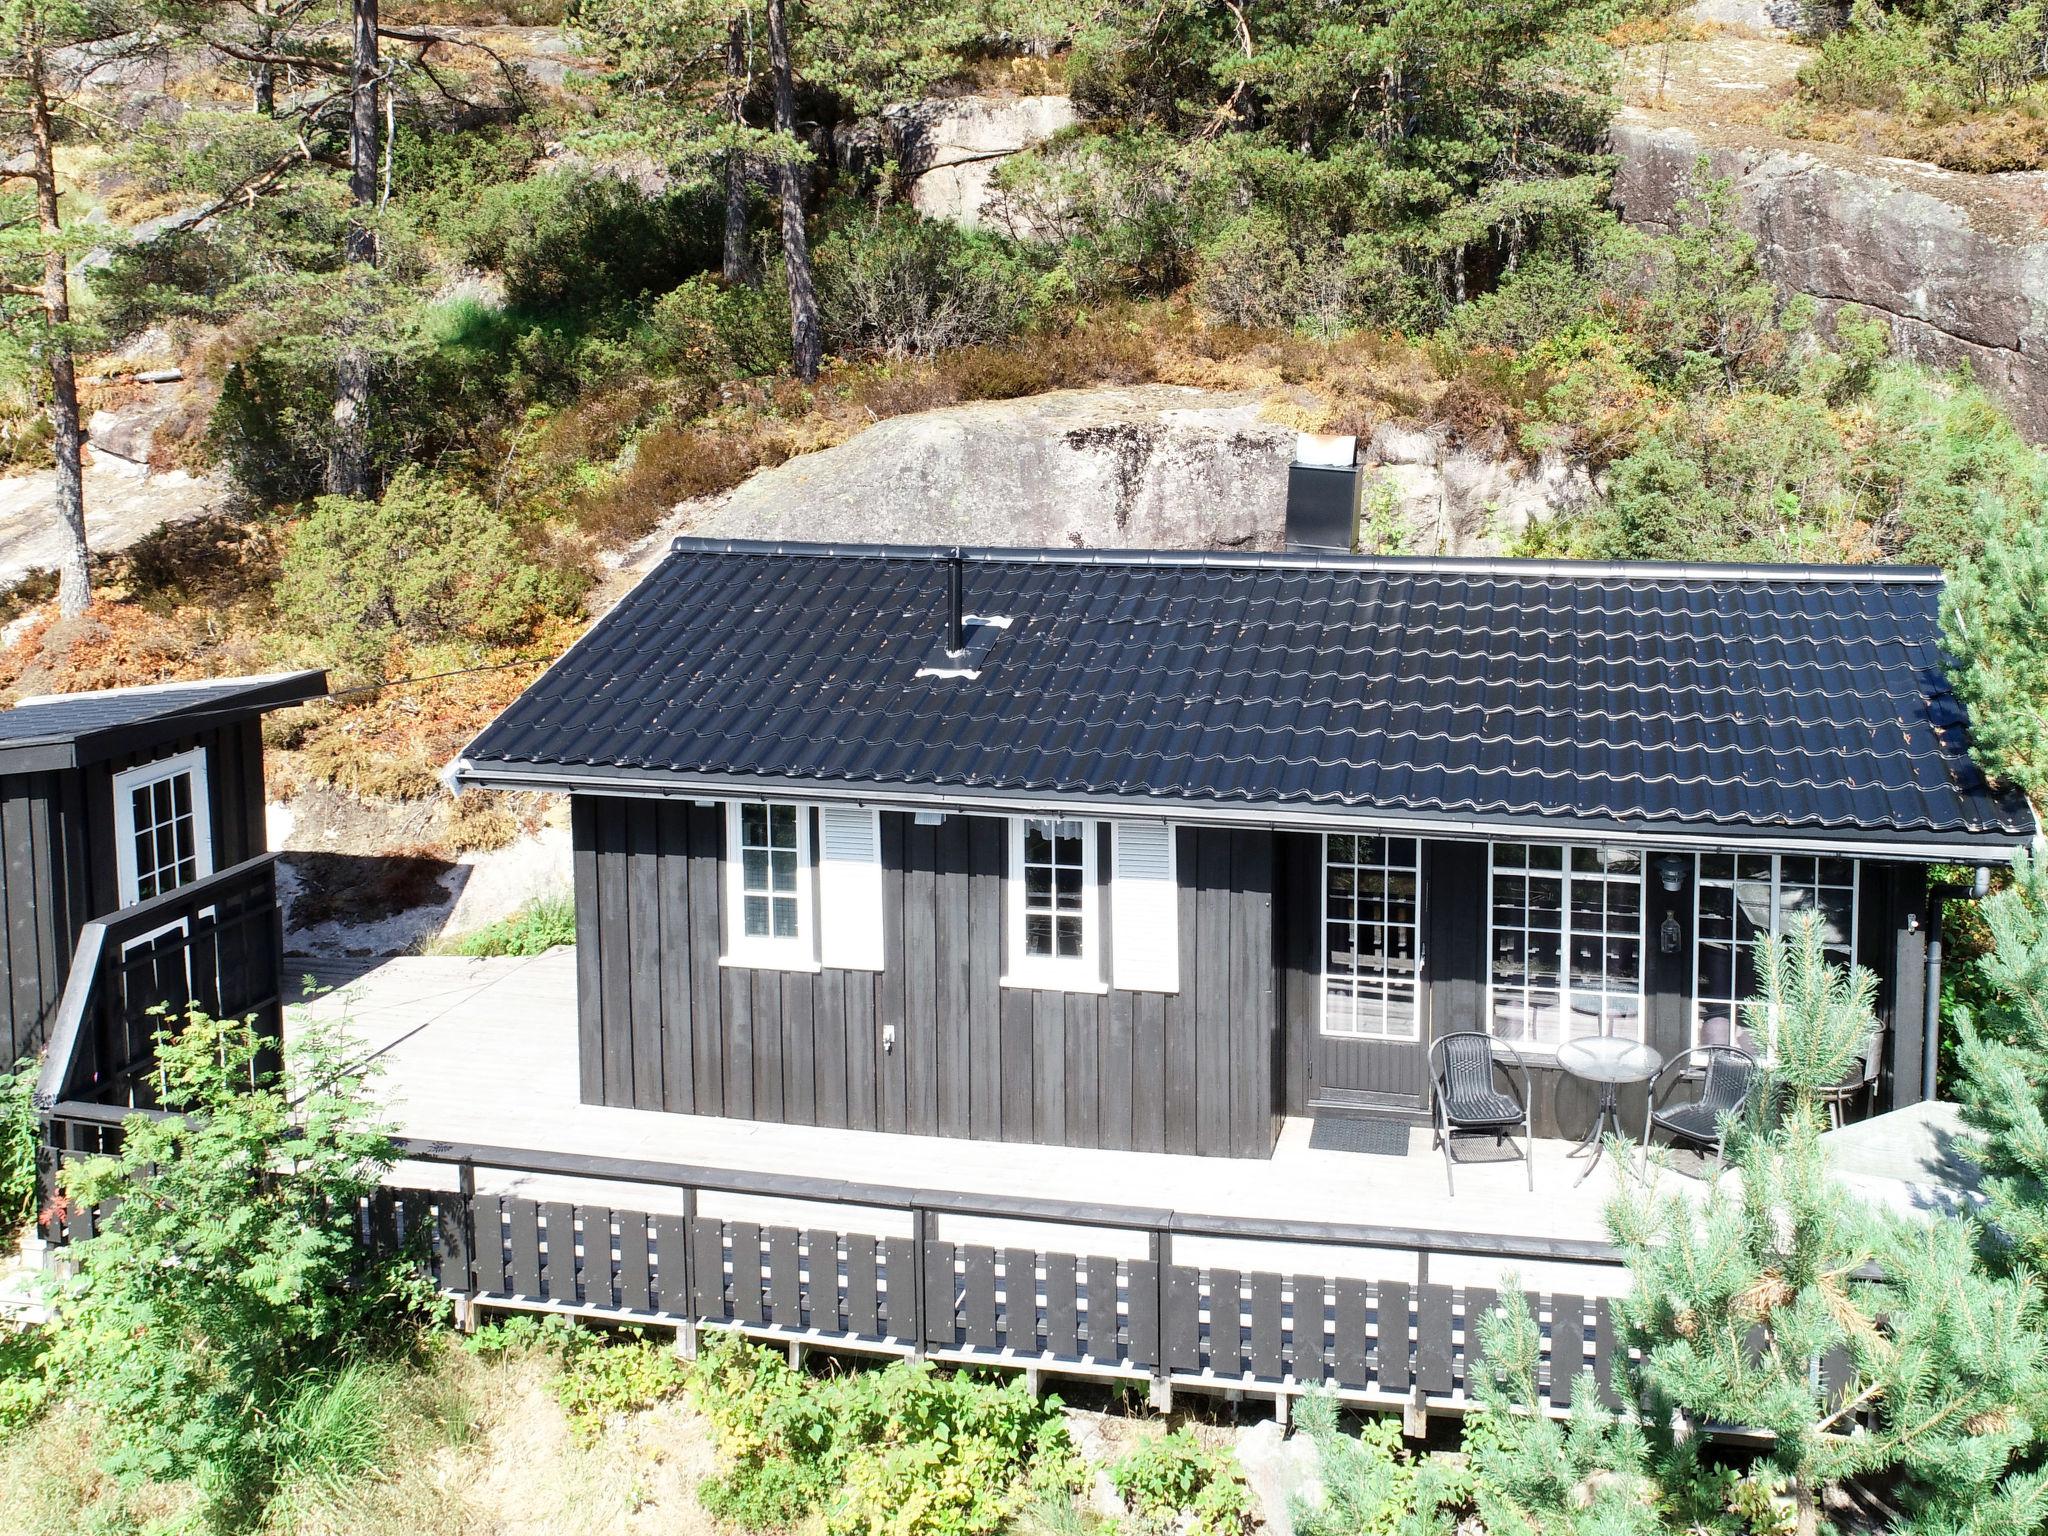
0,451,225,594
885,94,1078,228
1609,111,2048,441
686,387,1292,550
1361,423,1598,554
660,387,1584,562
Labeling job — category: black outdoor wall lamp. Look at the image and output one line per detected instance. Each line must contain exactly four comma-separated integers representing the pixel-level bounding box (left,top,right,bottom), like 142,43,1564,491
1655,853,1690,894
1656,853,1688,954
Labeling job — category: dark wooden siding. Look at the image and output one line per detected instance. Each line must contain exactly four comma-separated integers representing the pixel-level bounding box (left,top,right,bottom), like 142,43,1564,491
571,799,1281,1158
0,719,268,1064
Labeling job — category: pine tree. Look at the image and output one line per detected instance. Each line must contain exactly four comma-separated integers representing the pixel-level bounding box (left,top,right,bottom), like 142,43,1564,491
1952,848,2048,1272
1607,914,2043,1536
1942,501,2048,806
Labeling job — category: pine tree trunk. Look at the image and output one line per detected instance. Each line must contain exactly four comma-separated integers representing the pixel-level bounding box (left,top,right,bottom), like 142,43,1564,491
253,0,277,116
326,0,378,498
26,53,88,618
764,0,820,381
721,12,750,284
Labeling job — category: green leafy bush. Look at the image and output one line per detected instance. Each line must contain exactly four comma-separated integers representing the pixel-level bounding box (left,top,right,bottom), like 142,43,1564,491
275,467,582,681
437,893,577,957
691,1332,1082,1536
0,1325,52,1432
816,206,1048,357
0,1056,40,1236
50,1008,438,1528
464,1314,689,1441
1109,1426,1254,1536
449,170,724,322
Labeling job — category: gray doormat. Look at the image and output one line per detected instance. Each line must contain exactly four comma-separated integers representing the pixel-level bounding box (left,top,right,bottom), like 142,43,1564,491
1309,1115,1411,1156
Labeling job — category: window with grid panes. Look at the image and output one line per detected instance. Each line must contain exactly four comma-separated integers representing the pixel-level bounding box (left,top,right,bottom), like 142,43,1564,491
128,770,201,901
724,800,814,966
1488,844,1645,1050
1005,817,1102,990
1694,853,1858,1053
1321,834,1422,1040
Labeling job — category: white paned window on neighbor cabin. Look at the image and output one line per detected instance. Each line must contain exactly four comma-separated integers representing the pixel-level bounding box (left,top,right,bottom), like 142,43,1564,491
724,800,815,968
1321,833,1422,1041
112,748,213,906
1005,816,1103,991
1694,853,1858,1056
1488,843,1645,1052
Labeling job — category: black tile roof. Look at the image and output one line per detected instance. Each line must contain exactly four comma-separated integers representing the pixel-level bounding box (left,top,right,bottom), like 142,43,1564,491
0,670,327,771
454,541,2037,855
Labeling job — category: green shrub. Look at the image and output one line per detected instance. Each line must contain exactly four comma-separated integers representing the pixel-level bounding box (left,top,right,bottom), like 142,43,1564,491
464,1314,688,1440
640,274,791,388
1798,3,1935,110
0,1326,52,1433
449,170,724,322
1291,1396,1472,1536
1109,1426,1254,1536
437,893,577,958
0,1057,39,1236
275,467,582,681
1942,502,2048,804
691,1332,1082,1536
815,206,1046,357
549,1329,690,1441
50,1009,436,1528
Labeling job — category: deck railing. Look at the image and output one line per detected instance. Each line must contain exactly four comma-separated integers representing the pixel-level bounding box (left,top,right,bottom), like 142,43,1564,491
36,855,284,1195
35,1111,1873,1423
42,1113,1629,1413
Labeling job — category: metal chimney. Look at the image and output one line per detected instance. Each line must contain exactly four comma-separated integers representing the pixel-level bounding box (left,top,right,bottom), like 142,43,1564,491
946,547,965,655
1285,432,1361,555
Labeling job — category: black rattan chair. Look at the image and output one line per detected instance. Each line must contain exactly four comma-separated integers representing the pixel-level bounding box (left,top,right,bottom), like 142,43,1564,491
1641,1044,1757,1173
1428,1031,1534,1196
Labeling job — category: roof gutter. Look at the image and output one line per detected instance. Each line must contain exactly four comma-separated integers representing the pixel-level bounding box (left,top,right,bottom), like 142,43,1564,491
448,759,2033,864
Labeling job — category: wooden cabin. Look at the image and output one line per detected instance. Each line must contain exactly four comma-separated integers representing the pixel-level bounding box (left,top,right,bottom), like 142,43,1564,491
449,542,2034,1156
0,671,326,1064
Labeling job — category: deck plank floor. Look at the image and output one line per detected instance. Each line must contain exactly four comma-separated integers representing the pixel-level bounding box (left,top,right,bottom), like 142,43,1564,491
294,950,1644,1293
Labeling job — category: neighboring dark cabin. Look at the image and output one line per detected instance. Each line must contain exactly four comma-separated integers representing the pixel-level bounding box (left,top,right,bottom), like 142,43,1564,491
0,671,326,1063
454,542,2036,1160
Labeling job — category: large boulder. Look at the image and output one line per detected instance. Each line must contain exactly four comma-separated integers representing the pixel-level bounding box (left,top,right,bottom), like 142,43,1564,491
1609,110,2048,441
685,387,1293,550
657,387,1584,563
885,94,1078,229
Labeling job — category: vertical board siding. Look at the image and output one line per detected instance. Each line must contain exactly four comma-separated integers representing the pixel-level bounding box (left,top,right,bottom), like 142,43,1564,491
0,720,272,1065
573,802,1283,1157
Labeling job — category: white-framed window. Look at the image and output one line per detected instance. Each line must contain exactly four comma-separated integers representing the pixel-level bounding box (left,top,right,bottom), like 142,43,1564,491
723,800,817,971
1003,816,1104,992
112,748,213,906
1694,853,1858,1054
1322,833,1422,1041
1487,843,1644,1052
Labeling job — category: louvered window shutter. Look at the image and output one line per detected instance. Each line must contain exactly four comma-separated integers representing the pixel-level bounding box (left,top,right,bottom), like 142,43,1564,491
818,806,885,970
1111,821,1180,993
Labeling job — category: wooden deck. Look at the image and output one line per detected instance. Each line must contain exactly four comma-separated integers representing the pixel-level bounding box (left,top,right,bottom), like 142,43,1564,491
295,949,1641,1297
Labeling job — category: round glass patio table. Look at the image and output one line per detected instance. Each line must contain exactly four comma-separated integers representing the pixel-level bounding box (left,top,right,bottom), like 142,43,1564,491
1553,1035,1663,1187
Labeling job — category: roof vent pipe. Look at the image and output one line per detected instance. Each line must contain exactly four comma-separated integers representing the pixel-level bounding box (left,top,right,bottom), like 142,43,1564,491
947,547,965,655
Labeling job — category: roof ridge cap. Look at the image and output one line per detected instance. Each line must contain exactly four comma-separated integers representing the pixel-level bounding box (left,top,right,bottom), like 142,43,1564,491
665,537,1942,585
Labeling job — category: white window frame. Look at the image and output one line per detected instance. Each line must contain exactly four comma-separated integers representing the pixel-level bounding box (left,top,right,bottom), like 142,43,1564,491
1485,842,1647,1056
112,748,213,908
722,799,820,973
1319,832,1424,1042
1691,853,1860,1055
1002,815,1106,994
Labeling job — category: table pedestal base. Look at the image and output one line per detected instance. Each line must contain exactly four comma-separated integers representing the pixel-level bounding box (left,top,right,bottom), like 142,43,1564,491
1568,1085,1627,1187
